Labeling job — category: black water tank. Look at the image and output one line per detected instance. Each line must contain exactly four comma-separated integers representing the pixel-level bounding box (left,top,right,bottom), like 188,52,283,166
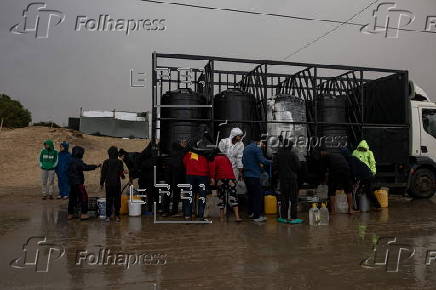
318,95,347,152
214,88,261,143
160,88,207,154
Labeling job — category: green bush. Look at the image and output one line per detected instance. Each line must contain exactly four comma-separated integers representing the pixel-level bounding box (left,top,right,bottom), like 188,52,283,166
0,94,32,128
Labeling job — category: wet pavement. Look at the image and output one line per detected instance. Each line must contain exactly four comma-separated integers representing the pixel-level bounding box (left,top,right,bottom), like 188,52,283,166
2,193,436,290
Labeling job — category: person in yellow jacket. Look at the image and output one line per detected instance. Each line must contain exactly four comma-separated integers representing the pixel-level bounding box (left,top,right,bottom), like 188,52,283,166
352,140,376,175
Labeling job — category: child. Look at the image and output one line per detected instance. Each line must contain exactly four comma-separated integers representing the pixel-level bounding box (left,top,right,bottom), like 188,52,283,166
68,146,100,220
182,151,215,221
55,141,72,200
213,152,242,222
39,140,58,200
100,146,125,222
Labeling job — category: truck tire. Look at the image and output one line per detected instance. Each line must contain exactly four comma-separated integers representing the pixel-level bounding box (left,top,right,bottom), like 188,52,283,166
410,168,436,198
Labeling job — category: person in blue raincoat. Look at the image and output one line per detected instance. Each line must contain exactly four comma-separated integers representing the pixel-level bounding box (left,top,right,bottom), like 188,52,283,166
56,141,72,199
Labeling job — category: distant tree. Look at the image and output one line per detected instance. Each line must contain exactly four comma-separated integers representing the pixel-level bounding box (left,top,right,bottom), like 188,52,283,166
33,121,61,128
0,94,32,128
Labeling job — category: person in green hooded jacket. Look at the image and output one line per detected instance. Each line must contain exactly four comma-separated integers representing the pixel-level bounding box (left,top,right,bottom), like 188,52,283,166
352,140,376,175
39,140,58,199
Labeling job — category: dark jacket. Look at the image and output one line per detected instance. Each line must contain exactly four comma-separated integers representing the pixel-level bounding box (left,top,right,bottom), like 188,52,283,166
341,148,372,180
320,152,350,177
100,147,125,187
273,146,300,182
69,146,98,185
123,144,155,181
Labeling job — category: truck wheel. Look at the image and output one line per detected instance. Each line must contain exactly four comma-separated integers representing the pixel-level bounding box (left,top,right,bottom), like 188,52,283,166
410,168,436,198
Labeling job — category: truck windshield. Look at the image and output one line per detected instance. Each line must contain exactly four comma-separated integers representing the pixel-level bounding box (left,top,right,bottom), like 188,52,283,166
422,109,436,138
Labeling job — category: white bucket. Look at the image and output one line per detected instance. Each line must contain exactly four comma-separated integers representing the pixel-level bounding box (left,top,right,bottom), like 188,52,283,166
97,198,106,219
128,201,143,217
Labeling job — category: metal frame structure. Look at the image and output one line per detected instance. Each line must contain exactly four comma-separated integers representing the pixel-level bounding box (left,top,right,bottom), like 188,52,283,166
151,52,409,151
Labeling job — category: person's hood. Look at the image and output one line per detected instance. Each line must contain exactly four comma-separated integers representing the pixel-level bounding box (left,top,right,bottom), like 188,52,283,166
60,141,69,151
229,127,244,140
44,140,54,150
357,140,370,150
72,146,85,159
108,146,119,159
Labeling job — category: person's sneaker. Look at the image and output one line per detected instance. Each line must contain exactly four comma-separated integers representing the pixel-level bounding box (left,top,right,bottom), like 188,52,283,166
288,218,304,224
253,216,267,222
115,216,120,222
56,195,62,199
277,218,288,224
48,195,54,200
248,213,254,219
63,196,68,200
67,214,74,220
80,214,90,220
42,196,47,200
197,217,210,222
105,217,111,222
184,216,192,221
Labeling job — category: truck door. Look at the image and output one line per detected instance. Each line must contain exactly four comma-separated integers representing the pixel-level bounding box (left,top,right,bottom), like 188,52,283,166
419,107,436,160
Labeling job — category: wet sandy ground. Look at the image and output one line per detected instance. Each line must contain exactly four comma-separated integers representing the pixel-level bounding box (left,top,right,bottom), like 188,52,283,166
2,190,436,290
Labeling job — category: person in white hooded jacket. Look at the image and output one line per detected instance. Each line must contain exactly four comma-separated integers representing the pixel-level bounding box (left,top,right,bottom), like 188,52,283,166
218,127,244,180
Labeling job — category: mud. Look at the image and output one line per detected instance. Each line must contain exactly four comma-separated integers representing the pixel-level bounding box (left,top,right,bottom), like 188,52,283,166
1,190,436,290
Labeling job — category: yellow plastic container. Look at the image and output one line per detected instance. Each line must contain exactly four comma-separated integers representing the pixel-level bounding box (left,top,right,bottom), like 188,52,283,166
264,195,278,215
120,195,142,215
374,189,389,208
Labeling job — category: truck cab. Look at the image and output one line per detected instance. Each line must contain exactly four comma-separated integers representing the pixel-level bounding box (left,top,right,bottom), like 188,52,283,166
408,83,436,198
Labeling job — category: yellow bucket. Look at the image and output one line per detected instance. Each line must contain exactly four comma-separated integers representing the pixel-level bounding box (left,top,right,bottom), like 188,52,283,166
264,195,278,215
120,195,142,215
374,189,389,208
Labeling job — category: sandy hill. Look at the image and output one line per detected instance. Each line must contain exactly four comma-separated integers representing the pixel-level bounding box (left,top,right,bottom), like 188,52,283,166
0,126,148,196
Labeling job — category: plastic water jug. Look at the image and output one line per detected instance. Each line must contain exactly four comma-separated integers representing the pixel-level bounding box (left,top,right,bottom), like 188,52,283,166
309,203,320,226
316,185,329,200
264,195,278,215
336,191,348,214
319,203,329,225
374,189,389,208
359,194,370,212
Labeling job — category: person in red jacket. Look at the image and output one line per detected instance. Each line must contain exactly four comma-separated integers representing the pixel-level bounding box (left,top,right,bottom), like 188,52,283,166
212,153,242,222
182,151,215,221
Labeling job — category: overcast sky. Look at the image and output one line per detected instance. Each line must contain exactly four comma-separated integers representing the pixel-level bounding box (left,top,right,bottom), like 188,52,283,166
1,0,435,124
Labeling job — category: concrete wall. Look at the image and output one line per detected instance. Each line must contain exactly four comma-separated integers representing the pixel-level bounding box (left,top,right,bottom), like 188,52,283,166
79,117,148,139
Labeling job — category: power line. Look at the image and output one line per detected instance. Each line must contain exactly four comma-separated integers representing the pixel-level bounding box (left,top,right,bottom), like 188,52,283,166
283,0,380,60
139,0,435,55
140,0,367,28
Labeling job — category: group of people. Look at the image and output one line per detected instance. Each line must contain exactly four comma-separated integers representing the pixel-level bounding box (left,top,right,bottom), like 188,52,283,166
39,140,126,221
38,128,378,224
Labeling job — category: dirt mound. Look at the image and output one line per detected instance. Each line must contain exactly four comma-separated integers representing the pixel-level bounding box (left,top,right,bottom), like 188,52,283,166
0,126,148,196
